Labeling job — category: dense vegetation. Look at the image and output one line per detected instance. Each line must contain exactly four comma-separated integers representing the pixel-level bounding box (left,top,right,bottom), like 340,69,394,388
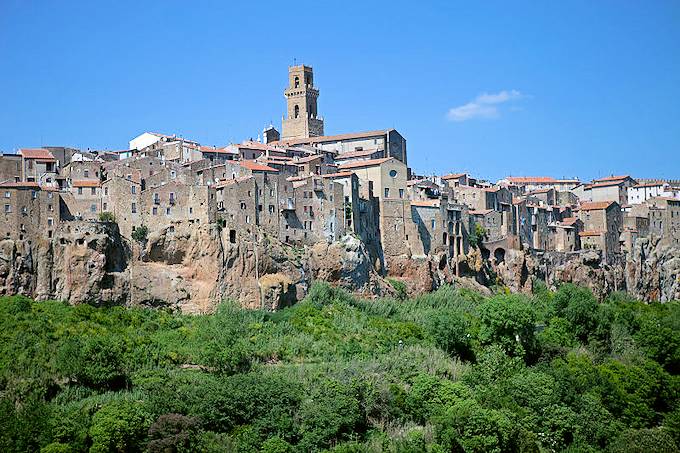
0,282,678,452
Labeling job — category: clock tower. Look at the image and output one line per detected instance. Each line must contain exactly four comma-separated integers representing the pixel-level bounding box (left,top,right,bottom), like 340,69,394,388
282,65,324,140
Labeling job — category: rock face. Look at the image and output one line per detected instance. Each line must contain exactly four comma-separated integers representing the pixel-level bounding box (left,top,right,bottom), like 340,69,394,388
492,240,680,301
0,221,129,305
0,221,677,310
626,237,680,302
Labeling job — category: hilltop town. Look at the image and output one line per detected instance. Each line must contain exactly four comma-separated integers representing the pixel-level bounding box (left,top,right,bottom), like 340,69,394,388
1,65,679,309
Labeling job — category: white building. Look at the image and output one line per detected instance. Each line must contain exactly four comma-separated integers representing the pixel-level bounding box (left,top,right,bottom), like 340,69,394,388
628,182,678,205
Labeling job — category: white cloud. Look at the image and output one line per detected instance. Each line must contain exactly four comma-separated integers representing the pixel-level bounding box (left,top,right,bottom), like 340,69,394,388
446,90,524,122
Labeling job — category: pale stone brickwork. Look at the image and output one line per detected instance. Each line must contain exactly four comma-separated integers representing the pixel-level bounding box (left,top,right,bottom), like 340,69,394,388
0,183,59,240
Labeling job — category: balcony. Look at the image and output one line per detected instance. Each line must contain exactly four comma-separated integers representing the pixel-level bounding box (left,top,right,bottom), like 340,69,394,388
281,197,295,211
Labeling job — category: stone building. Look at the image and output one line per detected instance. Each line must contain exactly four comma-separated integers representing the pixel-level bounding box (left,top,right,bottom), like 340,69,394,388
67,180,102,220
576,201,623,259
285,175,345,244
0,182,60,240
141,180,216,234
646,197,680,248
62,160,103,184
0,154,22,183
338,158,408,201
18,148,58,186
281,65,324,140
499,176,580,192
277,129,408,165
101,176,142,237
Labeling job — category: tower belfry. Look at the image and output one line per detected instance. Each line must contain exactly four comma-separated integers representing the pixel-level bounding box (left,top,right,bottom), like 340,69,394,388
282,65,324,140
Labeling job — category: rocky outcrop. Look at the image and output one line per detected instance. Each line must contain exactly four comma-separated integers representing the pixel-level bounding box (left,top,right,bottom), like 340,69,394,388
626,237,680,302
1,220,677,310
0,221,129,305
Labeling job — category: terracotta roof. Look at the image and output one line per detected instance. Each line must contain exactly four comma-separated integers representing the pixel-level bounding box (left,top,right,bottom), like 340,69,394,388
483,187,500,192
580,201,616,211
335,149,382,159
593,175,630,182
442,173,467,180
239,160,279,173
322,171,354,179
72,180,101,188
295,154,323,164
469,209,494,215
272,129,394,146
411,200,440,208
633,182,666,188
0,181,40,188
579,230,603,237
199,146,237,154
19,148,56,160
213,176,253,188
530,188,552,194
505,176,579,184
589,181,626,188
338,157,394,170
236,141,283,152
561,217,579,225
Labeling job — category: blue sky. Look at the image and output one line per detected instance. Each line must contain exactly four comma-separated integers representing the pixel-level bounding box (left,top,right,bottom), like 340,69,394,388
1,1,678,182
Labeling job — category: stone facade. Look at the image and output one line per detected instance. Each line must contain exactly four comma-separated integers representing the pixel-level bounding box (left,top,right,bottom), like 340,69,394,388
0,182,60,240
281,65,324,140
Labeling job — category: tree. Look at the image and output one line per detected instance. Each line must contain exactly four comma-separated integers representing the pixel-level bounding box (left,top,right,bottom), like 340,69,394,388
147,413,201,453
131,225,149,243
98,212,116,223
468,223,487,248
478,294,537,358
89,401,152,453
426,310,472,359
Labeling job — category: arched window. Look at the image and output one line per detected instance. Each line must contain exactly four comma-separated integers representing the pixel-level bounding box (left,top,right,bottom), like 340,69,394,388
294,76,300,88
294,105,299,118
308,104,313,118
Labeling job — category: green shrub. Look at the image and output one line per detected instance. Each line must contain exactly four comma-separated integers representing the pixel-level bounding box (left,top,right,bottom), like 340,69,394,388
98,211,116,223
131,225,149,242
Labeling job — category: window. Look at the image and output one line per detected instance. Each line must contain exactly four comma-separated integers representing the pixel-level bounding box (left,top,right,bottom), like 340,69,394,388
384,188,390,198
431,219,436,230
90,204,96,213
131,203,137,213
103,202,107,211
166,207,171,215
84,170,89,177
47,218,53,227
131,186,136,194
389,169,398,178
152,207,158,215
48,204,53,212
294,104,300,118
77,187,83,195
169,192,175,204
171,170,176,179
189,207,193,214
91,187,96,195
3,192,9,198
399,189,404,199
104,187,108,196
21,206,27,214
294,76,300,88
31,191,37,199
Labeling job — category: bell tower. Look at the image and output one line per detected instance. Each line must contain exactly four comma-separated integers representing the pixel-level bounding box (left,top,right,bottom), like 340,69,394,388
282,65,324,140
